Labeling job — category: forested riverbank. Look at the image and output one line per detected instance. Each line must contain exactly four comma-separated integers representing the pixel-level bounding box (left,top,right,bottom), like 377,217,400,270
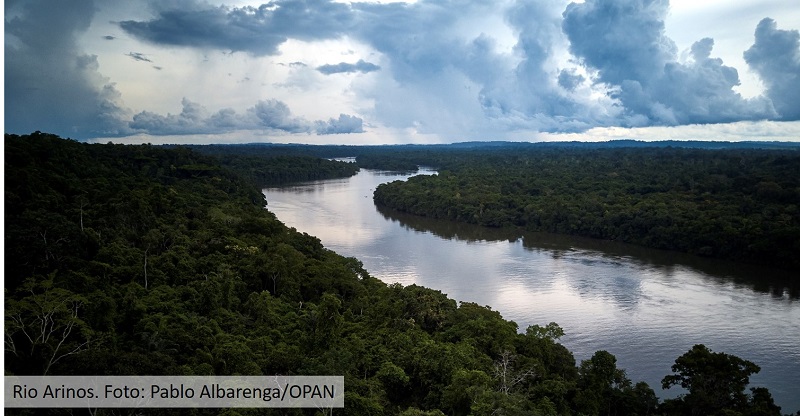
4,133,791,415
371,146,800,271
185,144,360,186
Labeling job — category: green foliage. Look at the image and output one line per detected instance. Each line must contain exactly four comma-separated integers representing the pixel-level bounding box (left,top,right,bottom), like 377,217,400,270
4,133,785,415
187,144,360,186
661,344,781,416
573,350,658,416
356,154,420,172
371,146,800,270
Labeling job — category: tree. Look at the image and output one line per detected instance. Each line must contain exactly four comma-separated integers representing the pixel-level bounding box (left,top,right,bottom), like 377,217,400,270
574,350,630,416
493,350,537,396
441,369,493,415
5,276,93,375
745,387,782,416
661,344,770,415
311,293,344,349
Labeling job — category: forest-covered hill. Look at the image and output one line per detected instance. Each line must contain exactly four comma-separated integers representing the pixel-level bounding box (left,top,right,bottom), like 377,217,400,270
4,133,787,415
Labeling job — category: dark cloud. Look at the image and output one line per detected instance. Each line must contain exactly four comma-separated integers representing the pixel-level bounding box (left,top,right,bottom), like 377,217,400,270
112,0,786,133
350,1,505,84
501,0,586,129
315,114,364,134
4,0,130,138
558,69,585,92
126,52,152,62
744,18,800,120
316,59,380,75
119,0,354,56
349,1,537,134
7,0,799,141
127,98,361,136
562,0,775,126
347,0,605,134
563,0,675,86
649,38,775,124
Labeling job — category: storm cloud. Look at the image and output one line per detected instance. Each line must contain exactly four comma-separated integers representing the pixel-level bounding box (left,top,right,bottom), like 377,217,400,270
112,0,799,133
5,0,130,138
744,18,800,120
562,0,775,126
348,0,534,135
119,0,354,56
5,0,800,141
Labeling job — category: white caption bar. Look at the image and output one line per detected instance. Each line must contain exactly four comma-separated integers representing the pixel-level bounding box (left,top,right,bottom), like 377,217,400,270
5,376,344,408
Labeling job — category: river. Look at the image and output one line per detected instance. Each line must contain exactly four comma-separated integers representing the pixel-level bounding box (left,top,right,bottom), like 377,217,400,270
263,167,800,412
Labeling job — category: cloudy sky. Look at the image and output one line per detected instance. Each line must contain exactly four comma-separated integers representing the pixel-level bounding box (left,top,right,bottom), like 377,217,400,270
4,0,800,144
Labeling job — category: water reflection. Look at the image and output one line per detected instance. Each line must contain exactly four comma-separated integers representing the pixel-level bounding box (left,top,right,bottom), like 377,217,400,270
264,169,800,412
376,204,799,300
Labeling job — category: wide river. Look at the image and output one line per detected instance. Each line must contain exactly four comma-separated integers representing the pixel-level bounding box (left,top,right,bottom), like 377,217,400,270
264,167,800,412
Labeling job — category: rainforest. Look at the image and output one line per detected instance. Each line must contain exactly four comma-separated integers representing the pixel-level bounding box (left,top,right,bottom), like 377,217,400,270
370,144,800,271
4,132,796,415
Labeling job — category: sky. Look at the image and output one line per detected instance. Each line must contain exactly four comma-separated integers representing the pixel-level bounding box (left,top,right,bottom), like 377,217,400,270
4,0,800,144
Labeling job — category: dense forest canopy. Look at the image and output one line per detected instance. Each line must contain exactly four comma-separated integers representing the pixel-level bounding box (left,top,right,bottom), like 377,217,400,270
4,133,792,415
367,145,800,271
185,144,360,186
